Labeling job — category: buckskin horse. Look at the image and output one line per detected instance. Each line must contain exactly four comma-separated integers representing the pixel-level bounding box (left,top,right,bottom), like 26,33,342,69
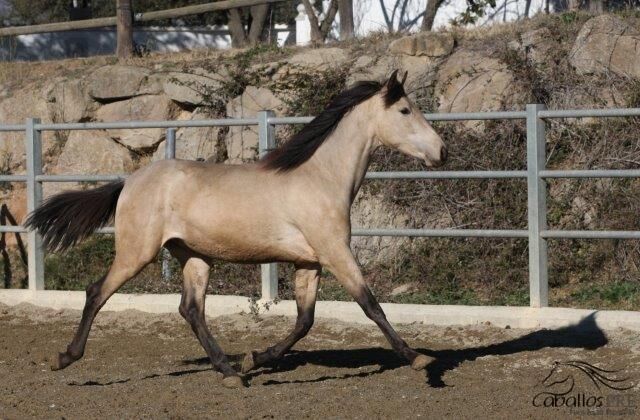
26,70,447,388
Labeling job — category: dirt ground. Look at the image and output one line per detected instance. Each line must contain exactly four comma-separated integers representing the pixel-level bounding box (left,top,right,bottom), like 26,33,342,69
1,303,639,419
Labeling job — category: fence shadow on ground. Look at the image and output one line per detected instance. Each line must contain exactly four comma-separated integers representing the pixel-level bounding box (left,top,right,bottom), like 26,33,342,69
172,313,607,388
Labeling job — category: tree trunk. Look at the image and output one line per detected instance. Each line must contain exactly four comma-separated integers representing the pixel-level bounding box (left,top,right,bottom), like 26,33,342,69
524,0,532,18
587,0,604,13
228,8,248,48
248,4,270,45
421,0,442,31
302,0,339,43
116,0,134,60
338,0,354,40
301,0,323,42
568,0,581,11
319,0,339,39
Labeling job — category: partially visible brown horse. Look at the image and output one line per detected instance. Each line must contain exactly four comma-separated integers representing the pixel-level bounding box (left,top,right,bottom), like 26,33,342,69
26,71,447,388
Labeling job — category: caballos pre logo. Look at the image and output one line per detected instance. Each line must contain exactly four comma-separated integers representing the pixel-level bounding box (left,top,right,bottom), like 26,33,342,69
532,360,635,415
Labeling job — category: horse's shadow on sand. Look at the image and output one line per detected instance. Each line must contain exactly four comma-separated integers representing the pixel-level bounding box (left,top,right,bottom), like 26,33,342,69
69,314,607,388
183,313,608,388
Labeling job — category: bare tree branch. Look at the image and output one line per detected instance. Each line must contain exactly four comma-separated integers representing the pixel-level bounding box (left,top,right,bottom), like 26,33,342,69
379,0,394,32
421,0,445,31
338,0,354,40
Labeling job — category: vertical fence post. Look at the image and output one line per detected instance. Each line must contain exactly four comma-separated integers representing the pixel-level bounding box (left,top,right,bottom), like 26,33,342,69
161,128,176,281
25,118,44,291
526,104,548,308
257,110,278,301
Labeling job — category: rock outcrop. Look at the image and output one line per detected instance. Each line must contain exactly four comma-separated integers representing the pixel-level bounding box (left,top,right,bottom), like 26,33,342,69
570,15,640,79
0,89,57,172
153,108,223,162
87,65,161,100
162,70,226,106
96,94,177,150
435,50,520,121
225,86,285,163
46,129,135,198
389,32,455,58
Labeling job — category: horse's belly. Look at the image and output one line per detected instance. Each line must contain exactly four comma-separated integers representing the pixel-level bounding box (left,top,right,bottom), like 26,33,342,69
173,222,318,265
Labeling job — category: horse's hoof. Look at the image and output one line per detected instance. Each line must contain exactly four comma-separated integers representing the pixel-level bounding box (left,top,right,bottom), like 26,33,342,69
50,352,74,371
241,351,257,374
411,354,432,371
222,375,244,389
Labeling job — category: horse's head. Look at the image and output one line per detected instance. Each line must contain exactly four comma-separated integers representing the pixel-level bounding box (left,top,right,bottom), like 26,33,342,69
372,70,447,168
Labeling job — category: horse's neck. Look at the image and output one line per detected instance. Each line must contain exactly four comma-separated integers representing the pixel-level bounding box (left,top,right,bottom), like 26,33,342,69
304,105,376,203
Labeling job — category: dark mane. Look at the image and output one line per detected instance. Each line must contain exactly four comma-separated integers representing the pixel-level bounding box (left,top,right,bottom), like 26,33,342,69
261,77,405,172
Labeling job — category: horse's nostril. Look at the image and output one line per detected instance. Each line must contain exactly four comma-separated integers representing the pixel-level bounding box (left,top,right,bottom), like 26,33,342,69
440,147,448,163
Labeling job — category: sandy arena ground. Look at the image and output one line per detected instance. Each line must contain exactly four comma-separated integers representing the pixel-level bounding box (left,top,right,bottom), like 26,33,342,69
1,302,639,419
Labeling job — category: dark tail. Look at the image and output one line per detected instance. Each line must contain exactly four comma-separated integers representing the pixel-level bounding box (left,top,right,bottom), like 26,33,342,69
25,181,125,252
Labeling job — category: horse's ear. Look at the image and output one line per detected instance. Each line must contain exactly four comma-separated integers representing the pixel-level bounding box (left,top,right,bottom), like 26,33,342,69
387,70,400,88
401,71,408,85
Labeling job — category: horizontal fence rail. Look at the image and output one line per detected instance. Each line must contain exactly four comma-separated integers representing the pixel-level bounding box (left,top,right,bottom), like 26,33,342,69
2,106,640,307
0,0,288,37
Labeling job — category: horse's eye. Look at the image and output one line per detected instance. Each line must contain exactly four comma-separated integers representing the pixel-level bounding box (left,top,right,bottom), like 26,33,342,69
400,107,411,115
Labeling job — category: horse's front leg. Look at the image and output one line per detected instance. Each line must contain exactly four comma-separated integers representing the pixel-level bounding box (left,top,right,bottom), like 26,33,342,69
321,243,432,370
242,262,320,373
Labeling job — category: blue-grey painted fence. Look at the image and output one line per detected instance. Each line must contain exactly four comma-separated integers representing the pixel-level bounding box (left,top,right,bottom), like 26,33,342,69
2,105,640,307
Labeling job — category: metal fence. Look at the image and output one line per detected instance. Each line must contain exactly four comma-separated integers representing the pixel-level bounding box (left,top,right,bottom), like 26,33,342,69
2,104,640,308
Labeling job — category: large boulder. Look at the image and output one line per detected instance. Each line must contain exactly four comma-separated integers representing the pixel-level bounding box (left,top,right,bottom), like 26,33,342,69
162,70,226,106
347,53,436,92
46,130,135,198
46,78,94,123
0,89,57,173
53,130,135,175
87,65,161,101
287,47,349,68
95,94,177,150
275,47,349,79
508,27,555,68
389,32,455,58
225,86,285,164
398,55,438,90
434,50,521,126
346,55,395,85
153,108,223,162
569,15,640,78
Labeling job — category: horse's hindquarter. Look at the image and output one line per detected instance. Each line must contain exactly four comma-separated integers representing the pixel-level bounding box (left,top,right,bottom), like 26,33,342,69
144,161,319,264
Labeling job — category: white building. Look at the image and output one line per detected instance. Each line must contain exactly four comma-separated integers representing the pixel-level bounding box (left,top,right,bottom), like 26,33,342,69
0,1,552,61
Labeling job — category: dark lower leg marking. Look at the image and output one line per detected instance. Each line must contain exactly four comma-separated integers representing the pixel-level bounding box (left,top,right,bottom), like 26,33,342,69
243,264,320,372
354,286,422,364
52,276,106,370
178,298,238,379
250,309,314,369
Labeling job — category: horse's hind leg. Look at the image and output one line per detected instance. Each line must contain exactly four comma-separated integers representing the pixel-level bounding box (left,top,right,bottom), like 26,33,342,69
175,252,242,389
242,263,320,373
51,250,155,370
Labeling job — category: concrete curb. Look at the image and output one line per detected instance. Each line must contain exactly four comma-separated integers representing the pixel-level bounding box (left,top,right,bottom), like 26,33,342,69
1,289,639,331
